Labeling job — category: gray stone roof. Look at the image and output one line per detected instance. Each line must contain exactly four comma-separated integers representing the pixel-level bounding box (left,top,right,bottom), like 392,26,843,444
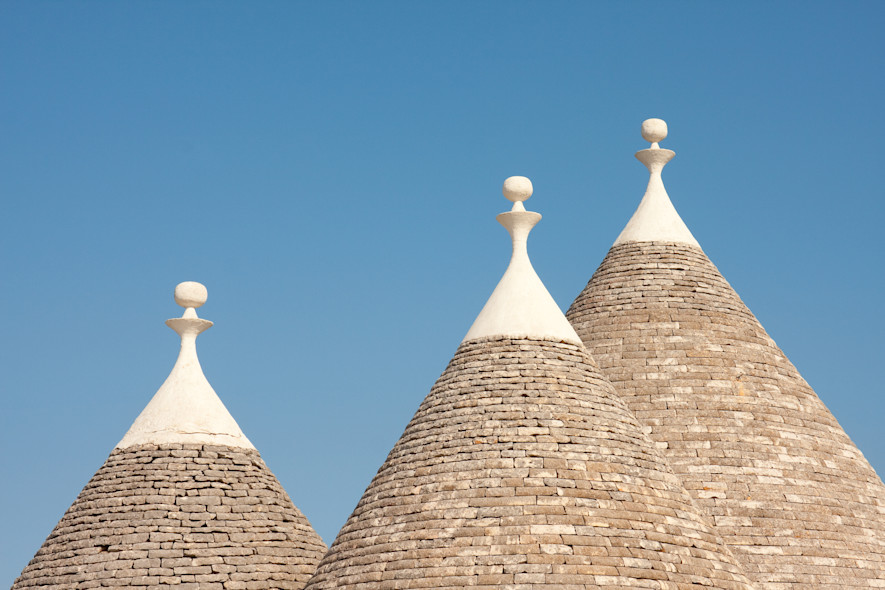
305,336,755,589
13,282,327,589
567,241,885,586
13,443,326,590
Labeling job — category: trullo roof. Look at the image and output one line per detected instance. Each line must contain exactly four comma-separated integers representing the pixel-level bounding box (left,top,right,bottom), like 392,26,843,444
304,177,755,589
13,282,326,590
566,119,885,586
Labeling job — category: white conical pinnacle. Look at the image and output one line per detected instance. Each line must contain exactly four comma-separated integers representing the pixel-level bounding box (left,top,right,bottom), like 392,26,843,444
613,118,700,247
463,177,581,345
116,282,254,449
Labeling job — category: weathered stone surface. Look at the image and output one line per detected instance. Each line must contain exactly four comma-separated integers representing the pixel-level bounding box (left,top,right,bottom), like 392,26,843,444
567,241,885,586
13,444,326,589
305,336,754,589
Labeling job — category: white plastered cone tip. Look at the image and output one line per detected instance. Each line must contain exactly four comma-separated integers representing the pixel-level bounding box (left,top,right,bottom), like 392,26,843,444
613,118,700,247
462,177,581,345
116,282,254,449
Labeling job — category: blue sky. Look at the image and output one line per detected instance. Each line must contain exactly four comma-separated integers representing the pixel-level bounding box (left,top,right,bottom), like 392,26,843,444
2,2,884,585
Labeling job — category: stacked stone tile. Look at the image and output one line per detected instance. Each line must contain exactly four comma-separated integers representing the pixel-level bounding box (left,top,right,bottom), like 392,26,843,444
13,282,326,590
13,444,326,590
566,120,885,586
305,177,756,589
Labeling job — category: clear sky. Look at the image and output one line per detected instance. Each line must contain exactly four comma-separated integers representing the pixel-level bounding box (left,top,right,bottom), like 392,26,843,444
2,2,884,585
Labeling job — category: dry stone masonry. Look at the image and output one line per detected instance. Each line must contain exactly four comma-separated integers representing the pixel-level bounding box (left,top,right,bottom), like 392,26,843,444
305,179,756,589
567,122,885,587
15,124,885,589
13,444,326,590
13,283,326,589
306,337,755,589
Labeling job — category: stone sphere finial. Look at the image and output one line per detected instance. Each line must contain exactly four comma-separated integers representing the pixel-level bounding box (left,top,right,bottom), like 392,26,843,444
502,176,533,203
174,281,208,309
641,118,668,145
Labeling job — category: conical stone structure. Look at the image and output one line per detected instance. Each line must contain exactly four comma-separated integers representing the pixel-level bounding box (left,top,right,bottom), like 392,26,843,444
566,119,885,587
306,177,755,589
13,282,326,590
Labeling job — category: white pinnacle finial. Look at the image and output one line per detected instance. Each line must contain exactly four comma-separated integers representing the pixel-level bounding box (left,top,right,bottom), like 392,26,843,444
463,177,581,344
174,281,207,319
613,118,700,247
503,176,533,211
116,281,254,450
641,118,668,148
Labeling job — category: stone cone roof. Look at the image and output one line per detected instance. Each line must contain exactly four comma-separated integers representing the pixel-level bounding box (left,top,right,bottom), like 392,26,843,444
306,337,754,589
13,444,327,590
13,283,327,589
305,179,755,589
566,122,885,586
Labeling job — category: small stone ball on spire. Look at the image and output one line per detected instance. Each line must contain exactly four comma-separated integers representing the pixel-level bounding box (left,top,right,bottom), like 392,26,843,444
174,281,208,309
502,176,533,203
641,118,668,144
